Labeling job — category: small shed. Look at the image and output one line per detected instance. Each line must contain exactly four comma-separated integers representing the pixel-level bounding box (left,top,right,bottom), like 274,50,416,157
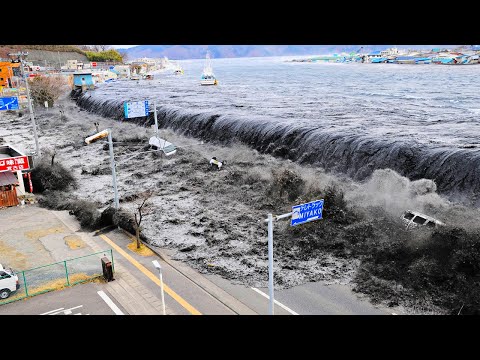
73,71,95,90
0,171,19,207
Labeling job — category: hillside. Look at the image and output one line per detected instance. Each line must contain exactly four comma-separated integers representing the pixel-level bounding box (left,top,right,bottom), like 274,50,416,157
120,45,453,60
0,45,88,65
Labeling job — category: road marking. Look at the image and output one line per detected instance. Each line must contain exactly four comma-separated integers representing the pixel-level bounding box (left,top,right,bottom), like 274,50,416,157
251,287,299,315
97,290,125,315
99,234,201,315
40,305,83,315
40,307,64,315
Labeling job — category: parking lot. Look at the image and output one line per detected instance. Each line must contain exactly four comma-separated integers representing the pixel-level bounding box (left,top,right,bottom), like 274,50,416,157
0,282,126,315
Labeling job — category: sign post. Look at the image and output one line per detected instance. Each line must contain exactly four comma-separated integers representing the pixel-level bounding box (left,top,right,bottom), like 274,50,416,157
124,100,149,119
267,213,274,315
0,96,19,111
264,199,324,315
0,155,30,172
153,100,159,138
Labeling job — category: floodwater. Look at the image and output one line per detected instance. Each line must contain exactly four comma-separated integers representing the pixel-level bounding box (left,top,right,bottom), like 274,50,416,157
80,57,480,204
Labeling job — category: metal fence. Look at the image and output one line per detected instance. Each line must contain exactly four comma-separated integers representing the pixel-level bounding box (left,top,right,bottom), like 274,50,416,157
0,249,114,306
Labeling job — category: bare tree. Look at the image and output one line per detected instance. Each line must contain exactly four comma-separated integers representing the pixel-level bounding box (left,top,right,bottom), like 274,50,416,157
99,45,111,51
133,191,154,249
118,50,128,62
29,76,68,107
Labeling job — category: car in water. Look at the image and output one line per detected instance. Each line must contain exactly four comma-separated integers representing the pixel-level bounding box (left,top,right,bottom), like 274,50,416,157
401,210,445,230
0,264,20,299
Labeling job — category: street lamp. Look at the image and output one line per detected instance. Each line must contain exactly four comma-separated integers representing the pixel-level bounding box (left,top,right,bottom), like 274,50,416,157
152,259,166,315
8,51,40,157
85,128,119,209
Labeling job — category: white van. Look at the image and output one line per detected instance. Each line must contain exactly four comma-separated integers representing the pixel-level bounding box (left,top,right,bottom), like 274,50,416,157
401,210,445,230
0,264,20,299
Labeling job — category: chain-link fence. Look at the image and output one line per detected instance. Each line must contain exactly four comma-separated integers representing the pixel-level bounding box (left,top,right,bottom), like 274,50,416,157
0,249,113,305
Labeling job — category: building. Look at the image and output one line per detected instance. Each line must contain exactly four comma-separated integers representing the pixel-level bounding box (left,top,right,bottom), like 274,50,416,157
72,71,95,90
0,145,32,206
0,171,19,207
0,61,21,88
112,65,131,78
61,59,85,71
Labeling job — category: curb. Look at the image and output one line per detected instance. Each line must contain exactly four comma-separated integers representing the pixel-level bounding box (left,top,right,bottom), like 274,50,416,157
118,227,257,315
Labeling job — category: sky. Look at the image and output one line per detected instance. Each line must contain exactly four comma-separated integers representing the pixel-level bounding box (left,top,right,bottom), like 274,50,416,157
111,45,138,49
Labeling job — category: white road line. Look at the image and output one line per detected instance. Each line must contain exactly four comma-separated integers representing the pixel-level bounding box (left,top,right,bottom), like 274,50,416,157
251,287,299,315
97,290,124,315
41,306,83,315
40,308,64,315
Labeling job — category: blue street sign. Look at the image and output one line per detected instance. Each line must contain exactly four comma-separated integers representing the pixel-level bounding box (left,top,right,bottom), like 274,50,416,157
291,199,324,226
0,96,19,111
124,100,149,118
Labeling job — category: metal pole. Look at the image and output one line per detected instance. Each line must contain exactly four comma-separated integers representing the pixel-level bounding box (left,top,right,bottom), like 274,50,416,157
110,249,115,273
158,267,166,315
22,271,29,297
153,100,159,138
108,130,119,209
268,213,274,315
20,57,40,156
64,261,70,286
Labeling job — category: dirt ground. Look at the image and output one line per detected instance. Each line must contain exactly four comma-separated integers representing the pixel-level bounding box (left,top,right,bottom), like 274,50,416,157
3,94,480,314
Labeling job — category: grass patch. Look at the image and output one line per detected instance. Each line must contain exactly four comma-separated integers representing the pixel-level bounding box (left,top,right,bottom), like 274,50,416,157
24,227,66,239
3,273,103,304
127,241,154,257
64,235,86,249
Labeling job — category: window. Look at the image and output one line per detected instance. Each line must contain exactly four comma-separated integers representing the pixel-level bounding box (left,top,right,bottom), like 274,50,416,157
413,216,427,225
403,212,415,220
425,221,436,228
0,271,10,279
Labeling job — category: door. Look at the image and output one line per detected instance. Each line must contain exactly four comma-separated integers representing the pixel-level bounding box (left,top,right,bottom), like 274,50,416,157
0,188,19,207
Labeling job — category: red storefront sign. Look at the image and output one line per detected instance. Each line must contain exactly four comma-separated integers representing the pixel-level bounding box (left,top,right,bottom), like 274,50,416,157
0,155,30,172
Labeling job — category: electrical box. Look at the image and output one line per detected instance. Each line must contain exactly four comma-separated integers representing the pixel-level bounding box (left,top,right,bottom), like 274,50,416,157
101,257,114,282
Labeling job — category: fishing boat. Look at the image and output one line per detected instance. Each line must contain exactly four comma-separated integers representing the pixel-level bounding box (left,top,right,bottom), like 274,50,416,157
174,65,184,75
200,51,218,86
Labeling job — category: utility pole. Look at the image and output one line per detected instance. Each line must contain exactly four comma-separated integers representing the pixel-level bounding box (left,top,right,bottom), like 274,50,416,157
10,51,40,157
108,130,120,209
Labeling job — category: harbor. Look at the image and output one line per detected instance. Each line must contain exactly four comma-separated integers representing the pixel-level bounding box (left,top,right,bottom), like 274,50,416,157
290,46,480,65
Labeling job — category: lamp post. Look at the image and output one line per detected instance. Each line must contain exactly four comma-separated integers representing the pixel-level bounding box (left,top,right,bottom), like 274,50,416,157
85,128,119,209
152,260,166,315
8,51,40,157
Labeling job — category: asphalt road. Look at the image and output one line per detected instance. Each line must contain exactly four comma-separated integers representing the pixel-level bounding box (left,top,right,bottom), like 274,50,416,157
0,282,127,315
206,274,395,315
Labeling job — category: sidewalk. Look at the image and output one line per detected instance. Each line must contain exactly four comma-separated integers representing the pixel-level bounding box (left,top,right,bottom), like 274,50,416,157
51,210,175,315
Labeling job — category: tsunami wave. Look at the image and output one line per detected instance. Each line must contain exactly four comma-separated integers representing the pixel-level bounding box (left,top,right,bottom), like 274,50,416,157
76,92,480,205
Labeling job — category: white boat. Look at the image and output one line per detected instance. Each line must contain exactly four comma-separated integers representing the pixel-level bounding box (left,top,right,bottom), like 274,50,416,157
200,51,218,86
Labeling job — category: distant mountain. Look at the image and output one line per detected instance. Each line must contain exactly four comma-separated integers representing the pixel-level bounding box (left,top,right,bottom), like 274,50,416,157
119,45,458,60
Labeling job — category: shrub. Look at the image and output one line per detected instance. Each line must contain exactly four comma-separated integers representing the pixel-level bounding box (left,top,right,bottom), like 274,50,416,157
29,75,68,107
37,191,103,230
267,168,305,202
30,158,76,193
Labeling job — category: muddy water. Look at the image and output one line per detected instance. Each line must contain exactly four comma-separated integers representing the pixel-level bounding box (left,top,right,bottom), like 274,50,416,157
77,57,480,205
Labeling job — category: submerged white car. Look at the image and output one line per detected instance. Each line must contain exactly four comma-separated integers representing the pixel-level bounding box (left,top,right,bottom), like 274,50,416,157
401,210,445,230
0,264,20,299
